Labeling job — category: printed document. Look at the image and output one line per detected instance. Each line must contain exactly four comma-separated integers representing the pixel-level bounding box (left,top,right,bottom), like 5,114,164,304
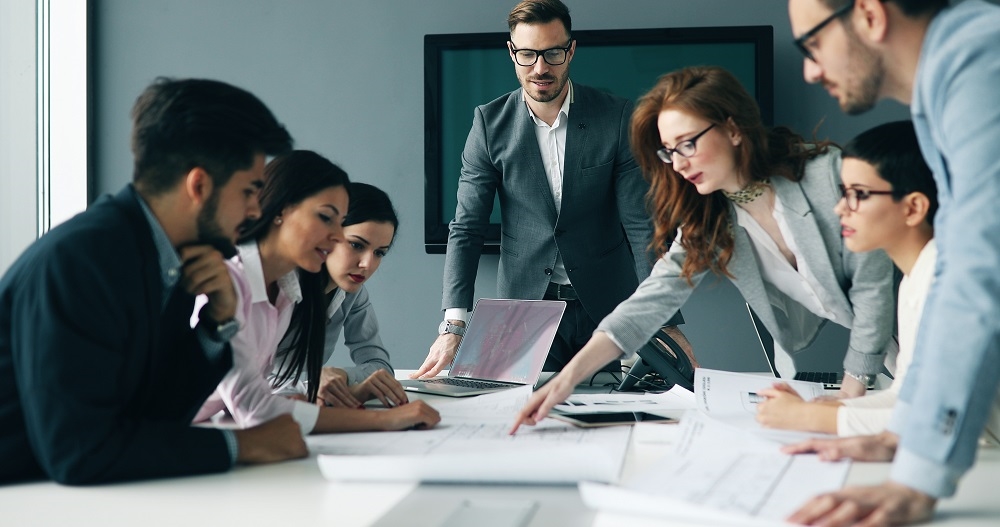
311,386,632,484
694,368,832,444
553,384,695,416
581,411,850,525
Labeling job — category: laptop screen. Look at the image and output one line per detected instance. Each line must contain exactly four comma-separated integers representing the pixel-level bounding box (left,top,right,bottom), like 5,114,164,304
449,299,566,385
746,303,779,377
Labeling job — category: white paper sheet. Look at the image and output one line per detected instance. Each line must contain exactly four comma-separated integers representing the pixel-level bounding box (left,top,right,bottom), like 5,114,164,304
581,412,850,523
553,385,695,415
693,368,835,443
310,386,633,484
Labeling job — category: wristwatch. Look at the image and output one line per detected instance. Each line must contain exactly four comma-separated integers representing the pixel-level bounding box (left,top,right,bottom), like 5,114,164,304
202,310,240,343
438,320,466,337
844,370,877,389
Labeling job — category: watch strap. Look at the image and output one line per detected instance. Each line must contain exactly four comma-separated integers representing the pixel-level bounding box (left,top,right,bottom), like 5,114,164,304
439,320,466,337
844,370,877,389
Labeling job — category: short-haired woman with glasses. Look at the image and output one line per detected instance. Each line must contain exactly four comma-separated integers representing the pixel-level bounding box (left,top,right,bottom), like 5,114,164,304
512,66,897,431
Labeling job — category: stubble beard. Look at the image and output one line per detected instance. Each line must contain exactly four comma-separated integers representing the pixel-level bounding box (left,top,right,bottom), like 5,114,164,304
196,190,238,258
840,26,885,115
521,69,569,104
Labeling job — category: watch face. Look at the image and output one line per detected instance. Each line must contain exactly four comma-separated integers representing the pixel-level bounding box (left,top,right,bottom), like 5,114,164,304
216,319,240,341
438,321,448,334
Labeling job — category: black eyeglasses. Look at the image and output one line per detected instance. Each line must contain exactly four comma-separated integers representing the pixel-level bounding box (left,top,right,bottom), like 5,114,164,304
838,184,895,211
509,41,574,67
656,123,716,164
793,0,856,62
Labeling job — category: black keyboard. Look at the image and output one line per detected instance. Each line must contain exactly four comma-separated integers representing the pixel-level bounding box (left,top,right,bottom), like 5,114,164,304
794,371,841,384
422,377,514,389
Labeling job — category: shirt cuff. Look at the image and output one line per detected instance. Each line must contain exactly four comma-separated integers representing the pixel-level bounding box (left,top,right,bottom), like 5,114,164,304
292,400,320,435
841,347,886,377
444,308,469,323
890,446,961,498
221,429,239,465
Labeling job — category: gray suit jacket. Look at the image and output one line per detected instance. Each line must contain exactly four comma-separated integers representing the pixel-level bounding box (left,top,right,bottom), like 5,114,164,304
322,286,393,385
443,83,677,326
273,286,393,387
597,149,895,376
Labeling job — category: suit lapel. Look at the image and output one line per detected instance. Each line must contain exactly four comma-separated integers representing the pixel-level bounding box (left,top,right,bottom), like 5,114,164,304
562,87,589,221
726,204,781,332
512,91,558,220
113,186,172,378
771,177,849,313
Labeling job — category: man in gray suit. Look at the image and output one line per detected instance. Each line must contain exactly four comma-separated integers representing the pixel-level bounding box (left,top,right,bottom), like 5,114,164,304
412,0,689,379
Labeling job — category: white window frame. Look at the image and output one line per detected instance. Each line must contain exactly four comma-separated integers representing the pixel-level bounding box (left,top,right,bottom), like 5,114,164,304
37,0,89,234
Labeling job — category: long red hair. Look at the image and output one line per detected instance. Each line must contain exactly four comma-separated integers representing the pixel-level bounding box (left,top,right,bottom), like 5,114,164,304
631,66,827,283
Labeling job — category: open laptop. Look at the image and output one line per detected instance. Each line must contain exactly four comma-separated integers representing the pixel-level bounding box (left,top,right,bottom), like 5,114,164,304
745,303,843,390
400,298,566,397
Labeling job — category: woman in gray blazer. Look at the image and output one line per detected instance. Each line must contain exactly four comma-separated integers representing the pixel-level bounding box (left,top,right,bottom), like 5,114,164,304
274,182,409,409
513,66,896,431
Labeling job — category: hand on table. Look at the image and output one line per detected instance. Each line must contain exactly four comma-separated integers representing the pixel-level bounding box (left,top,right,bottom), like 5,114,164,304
509,371,576,435
756,382,841,433
233,414,308,464
377,400,441,431
782,430,899,462
347,369,408,408
410,333,461,379
316,367,362,408
756,383,808,428
787,482,936,526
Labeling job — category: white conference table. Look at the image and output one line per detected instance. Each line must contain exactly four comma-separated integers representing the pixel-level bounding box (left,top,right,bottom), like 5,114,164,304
2,372,999,527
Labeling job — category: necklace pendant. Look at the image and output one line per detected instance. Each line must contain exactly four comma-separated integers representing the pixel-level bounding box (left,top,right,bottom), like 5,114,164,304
722,178,770,205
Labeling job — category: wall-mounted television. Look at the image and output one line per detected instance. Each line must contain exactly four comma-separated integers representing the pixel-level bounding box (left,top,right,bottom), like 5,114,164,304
424,26,773,254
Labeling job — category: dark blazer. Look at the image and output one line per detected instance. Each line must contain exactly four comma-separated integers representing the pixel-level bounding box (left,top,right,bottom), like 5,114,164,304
0,185,233,485
443,82,680,326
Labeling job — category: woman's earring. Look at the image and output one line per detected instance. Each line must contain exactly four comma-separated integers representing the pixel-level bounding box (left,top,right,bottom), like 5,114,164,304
275,217,283,225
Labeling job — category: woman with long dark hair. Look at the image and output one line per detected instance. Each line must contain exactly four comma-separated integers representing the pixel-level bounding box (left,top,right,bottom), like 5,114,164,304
194,151,439,433
273,182,408,408
513,66,896,430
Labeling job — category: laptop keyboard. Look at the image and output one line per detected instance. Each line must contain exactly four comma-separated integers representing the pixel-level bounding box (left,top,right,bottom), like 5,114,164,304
422,378,513,390
793,371,841,384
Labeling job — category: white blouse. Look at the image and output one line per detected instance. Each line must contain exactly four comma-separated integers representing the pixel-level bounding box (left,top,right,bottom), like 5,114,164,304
733,195,854,330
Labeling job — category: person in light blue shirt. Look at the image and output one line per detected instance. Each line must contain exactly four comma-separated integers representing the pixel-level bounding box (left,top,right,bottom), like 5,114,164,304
785,0,1000,524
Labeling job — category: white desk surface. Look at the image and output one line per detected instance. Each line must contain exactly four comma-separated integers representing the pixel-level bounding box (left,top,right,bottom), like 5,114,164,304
2,372,998,527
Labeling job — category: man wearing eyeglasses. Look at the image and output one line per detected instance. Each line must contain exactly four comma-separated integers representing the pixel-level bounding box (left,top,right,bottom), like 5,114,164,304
412,0,690,380
784,0,1000,525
